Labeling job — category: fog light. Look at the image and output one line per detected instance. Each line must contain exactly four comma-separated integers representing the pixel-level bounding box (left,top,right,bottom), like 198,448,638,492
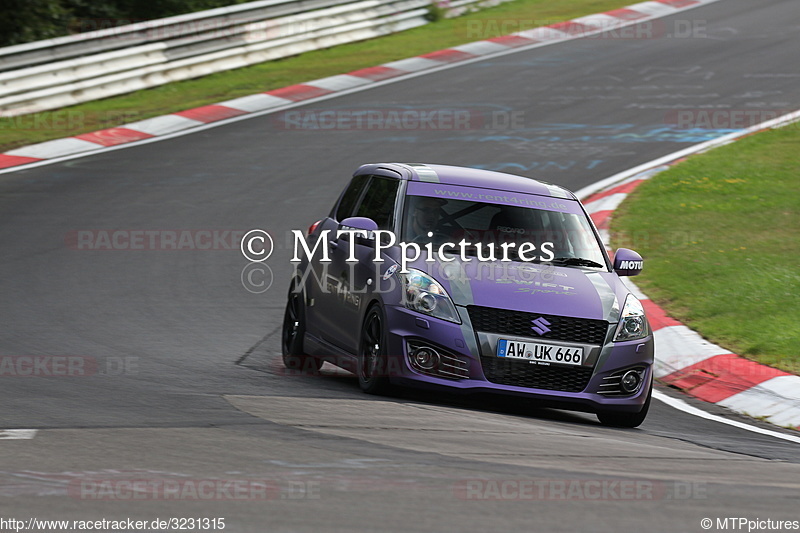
620,370,642,393
412,347,439,370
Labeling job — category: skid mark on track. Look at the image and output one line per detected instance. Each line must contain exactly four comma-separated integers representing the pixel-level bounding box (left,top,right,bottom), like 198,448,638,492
235,325,280,366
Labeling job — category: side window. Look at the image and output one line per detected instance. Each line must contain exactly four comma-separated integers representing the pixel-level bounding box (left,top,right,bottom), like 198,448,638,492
335,174,369,222
354,176,400,230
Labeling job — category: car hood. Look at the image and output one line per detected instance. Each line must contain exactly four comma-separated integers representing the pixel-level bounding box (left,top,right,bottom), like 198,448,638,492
412,259,625,323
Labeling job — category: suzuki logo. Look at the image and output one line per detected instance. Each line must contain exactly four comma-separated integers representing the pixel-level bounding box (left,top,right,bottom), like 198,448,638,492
531,317,551,335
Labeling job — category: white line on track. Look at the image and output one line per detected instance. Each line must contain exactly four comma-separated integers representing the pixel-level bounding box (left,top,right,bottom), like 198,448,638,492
0,429,37,439
653,391,800,445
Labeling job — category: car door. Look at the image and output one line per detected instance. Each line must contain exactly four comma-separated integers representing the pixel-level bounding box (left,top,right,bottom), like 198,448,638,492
305,173,368,340
318,175,401,353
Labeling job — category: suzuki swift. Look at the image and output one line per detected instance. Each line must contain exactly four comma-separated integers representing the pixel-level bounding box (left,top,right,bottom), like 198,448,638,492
282,163,653,427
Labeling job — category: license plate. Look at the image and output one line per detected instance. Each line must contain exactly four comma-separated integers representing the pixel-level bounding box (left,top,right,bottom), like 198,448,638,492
496,339,584,366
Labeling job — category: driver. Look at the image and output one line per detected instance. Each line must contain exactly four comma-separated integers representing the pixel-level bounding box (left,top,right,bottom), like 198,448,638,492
409,197,446,241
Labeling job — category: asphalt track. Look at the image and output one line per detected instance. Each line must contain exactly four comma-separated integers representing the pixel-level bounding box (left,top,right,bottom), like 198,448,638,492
1,0,800,531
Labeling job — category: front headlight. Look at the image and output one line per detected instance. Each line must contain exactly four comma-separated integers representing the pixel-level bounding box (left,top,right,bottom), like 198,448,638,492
399,269,461,324
614,294,649,342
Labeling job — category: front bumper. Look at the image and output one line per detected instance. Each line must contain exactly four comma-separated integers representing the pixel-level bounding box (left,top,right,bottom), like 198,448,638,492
381,305,654,414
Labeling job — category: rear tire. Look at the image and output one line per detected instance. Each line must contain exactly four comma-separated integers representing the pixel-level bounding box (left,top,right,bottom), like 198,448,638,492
596,380,652,428
281,281,322,373
357,305,393,395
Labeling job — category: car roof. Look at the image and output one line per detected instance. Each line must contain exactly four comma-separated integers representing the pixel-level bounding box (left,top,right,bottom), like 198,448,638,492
355,162,577,201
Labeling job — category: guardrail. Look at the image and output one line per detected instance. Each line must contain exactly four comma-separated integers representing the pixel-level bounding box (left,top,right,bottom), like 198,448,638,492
0,0,507,117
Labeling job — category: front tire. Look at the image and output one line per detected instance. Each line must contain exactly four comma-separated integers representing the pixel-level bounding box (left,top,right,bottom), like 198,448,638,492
357,305,393,395
596,380,652,428
281,281,322,373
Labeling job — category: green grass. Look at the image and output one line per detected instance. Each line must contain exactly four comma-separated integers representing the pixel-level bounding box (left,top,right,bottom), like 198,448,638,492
612,126,800,375
0,0,628,153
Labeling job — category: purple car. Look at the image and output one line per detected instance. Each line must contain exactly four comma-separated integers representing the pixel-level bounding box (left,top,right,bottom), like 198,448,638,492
282,163,653,427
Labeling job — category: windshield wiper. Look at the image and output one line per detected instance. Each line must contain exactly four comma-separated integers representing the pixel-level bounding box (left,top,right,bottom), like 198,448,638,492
550,257,605,268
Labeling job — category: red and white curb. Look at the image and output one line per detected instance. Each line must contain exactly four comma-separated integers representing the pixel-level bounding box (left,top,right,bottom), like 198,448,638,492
0,0,722,171
580,111,800,431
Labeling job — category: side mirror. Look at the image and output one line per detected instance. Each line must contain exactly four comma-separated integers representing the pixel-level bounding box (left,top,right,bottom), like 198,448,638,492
339,217,378,243
613,248,643,276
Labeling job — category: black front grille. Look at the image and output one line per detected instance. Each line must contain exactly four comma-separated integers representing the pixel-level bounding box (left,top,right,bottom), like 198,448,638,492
468,306,608,345
480,356,593,392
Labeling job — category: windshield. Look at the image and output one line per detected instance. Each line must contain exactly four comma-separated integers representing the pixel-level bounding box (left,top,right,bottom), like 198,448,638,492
401,195,607,269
